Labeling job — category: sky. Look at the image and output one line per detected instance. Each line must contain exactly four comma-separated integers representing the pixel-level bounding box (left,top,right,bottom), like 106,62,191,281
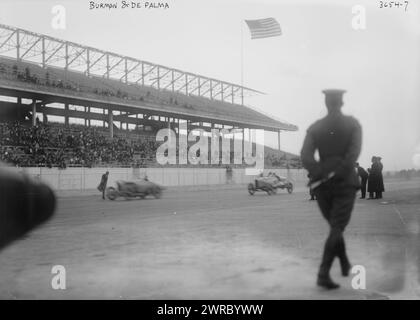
0,0,419,170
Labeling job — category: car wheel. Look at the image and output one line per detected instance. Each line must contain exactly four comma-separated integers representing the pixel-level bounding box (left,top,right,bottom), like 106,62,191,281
248,183,255,195
106,187,117,201
153,188,162,199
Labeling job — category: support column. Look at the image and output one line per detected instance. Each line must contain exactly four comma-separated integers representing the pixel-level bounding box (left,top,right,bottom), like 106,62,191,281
102,109,105,128
278,130,282,163
109,110,114,138
242,127,245,162
87,107,91,127
32,99,37,126
17,97,22,119
43,104,48,124
64,103,69,126
84,106,87,126
167,117,171,144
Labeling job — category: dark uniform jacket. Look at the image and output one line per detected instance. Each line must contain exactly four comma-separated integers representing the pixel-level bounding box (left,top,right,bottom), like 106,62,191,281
357,167,368,180
98,174,108,192
301,112,362,188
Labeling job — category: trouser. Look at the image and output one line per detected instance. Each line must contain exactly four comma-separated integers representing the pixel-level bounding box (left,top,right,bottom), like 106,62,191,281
309,188,316,200
360,178,367,198
314,182,356,277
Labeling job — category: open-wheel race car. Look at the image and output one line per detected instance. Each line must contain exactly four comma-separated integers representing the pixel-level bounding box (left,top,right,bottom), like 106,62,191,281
248,173,293,195
106,179,164,200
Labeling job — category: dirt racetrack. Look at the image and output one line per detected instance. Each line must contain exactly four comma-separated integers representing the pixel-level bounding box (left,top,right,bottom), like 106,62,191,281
0,179,419,299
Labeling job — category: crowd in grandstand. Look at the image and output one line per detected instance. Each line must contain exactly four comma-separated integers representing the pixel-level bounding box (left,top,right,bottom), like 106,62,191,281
0,60,301,169
0,120,303,169
0,121,159,168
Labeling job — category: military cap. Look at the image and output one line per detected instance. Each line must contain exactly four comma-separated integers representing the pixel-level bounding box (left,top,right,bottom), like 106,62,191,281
322,89,347,97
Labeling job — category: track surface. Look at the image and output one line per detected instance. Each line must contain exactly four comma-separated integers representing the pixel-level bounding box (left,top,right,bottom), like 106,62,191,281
0,179,419,299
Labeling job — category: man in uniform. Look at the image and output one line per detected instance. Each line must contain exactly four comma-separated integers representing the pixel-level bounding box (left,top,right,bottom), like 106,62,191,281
301,89,362,289
355,162,368,199
98,171,109,200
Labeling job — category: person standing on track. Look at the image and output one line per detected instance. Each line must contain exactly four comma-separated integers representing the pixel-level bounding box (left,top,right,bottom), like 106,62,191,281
98,171,109,200
355,162,368,199
301,89,362,290
225,165,233,184
376,157,385,199
367,156,384,199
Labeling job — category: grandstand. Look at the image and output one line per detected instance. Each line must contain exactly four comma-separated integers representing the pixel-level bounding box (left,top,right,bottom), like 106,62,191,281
0,24,299,168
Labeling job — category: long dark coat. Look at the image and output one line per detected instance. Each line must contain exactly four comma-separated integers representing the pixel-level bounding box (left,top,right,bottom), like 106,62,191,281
368,162,384,193
377,162,385,192
97,174,108,192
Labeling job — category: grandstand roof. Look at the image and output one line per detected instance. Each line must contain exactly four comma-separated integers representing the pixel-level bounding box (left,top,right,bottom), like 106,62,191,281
0,24,298,132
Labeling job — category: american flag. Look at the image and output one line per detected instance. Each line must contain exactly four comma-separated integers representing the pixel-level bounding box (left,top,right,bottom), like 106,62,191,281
245,18,282,40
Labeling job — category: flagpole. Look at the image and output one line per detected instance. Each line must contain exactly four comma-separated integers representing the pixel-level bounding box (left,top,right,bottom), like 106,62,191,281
241,20,244,106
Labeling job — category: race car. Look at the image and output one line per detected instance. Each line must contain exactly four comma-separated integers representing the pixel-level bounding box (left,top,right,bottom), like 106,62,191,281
106,179,164,200
248,173,293,195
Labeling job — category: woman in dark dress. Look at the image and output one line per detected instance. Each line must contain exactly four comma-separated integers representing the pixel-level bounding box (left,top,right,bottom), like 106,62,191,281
367,156,379,199
376,157,385,199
